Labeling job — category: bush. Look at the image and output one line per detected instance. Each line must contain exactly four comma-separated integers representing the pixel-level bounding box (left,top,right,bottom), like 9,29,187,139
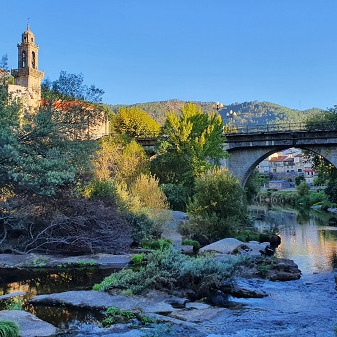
131,254,145,265
161,184,190,211
296,181,310,197
295,175,305,186
0,321,20,337
186,168,247,241
179,213,235,242
124,211,158,244
234,229,260,242
93,247,247,299
83,179,117,200
326,179,337,203
141,239,172,250
117,174,170,242
181,239,200,251
187,168,246,220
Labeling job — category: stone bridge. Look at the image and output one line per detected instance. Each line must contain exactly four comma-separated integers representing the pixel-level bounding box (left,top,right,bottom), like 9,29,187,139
129,122,337,187
223,124,337,186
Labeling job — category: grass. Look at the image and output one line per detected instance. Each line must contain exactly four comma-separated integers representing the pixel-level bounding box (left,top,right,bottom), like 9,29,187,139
5,298,23,311
131,254,145,265
141,239,172,250
0,321,20,337
181,239,200,251
101,306,156,327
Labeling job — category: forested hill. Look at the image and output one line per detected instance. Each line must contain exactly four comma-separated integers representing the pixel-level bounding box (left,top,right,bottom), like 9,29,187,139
109,100,324,125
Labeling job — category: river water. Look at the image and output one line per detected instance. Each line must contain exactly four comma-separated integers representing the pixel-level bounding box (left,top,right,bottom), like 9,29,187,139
205,206,337,337
250,206,337,274
1,207,337,336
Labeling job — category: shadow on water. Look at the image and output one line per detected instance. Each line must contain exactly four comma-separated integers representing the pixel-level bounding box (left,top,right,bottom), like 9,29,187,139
0,267,115,329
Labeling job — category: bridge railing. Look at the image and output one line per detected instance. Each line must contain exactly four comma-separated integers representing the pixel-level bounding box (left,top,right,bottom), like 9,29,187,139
223,121,337,135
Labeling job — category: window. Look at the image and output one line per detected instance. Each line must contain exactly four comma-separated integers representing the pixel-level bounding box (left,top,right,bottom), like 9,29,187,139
22,50,26,68
298,169,302,173
31,38,33,43
31,51,36,68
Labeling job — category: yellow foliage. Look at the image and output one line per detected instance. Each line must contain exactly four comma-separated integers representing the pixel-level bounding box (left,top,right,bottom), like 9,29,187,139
93,136,149,186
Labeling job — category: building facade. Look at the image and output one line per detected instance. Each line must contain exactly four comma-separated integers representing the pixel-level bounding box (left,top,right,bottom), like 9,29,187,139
1,25,109,139
257,148,318,184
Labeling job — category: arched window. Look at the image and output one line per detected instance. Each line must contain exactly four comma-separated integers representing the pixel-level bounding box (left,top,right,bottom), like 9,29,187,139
31,51,36,68
22,50,26,68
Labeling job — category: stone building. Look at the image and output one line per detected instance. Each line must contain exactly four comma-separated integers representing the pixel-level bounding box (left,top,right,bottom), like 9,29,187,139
9,24,44,112
2,25,109,139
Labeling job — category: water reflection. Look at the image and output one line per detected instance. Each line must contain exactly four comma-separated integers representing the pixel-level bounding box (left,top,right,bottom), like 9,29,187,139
250,206,337,274
0,267,114,328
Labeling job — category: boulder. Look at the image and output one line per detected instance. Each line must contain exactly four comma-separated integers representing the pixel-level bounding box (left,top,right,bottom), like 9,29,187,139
169,307,227,323
31,290,184,314
233,241,271,257
220,278,268,298
181,245,194,254
200,238,244,254
327,208,337,214
266,258,301,281
0,310,57,337
0,292,26,301
311,205,322,211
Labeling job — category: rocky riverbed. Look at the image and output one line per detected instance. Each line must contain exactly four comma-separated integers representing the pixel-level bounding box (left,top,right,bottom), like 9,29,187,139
1,208,336,336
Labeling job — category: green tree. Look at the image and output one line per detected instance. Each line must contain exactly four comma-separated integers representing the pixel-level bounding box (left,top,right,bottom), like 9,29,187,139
185,168,247,240
112,106,161,138
306,106,337,130
42,71,104,103
0,80,98,197
151,103,226,188
245,170,263,203
296,181,310,197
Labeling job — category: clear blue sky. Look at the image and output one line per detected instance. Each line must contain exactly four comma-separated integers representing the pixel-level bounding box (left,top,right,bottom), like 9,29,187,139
1,0,336,110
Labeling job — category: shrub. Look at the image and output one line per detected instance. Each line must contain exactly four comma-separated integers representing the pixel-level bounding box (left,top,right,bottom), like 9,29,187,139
160,184,190,211
0,321,20,337
124,211,158,244
117,175,170,242
93,135,149,186
295,175,305,186
131,254,145,265
181,239,200,251
326,179,337,203
93,247,247,299
141,239,172,250
102,306,156,327
234,229,260,242
5,298,22,310
83,179,117,200
179,213,236,242
187,168,246,220
296,181,310,197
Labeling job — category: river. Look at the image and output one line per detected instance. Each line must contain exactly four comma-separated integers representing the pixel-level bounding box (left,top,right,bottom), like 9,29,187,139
205,206,337,337
1,207,336,336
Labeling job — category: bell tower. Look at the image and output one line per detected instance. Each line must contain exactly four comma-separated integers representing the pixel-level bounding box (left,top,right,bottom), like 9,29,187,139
11,24,44,106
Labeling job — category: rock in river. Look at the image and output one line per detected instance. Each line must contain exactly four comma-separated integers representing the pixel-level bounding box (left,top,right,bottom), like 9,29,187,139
0,310,57,337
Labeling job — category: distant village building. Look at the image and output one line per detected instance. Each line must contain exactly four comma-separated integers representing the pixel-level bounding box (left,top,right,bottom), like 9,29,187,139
268,180,289,190
257,148,318,184
0,25,109,139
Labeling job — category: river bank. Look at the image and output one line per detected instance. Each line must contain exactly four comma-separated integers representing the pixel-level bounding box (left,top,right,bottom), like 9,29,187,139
0,207,336,336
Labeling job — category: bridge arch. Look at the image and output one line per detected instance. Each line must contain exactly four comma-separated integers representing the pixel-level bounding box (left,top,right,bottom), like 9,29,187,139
232,146,337,187
223,128,337,187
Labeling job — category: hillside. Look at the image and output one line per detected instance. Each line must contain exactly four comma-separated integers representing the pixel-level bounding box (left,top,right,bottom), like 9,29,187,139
109,100,324,125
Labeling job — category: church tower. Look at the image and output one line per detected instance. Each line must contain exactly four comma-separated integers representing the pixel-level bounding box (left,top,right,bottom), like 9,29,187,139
11,24,44,110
